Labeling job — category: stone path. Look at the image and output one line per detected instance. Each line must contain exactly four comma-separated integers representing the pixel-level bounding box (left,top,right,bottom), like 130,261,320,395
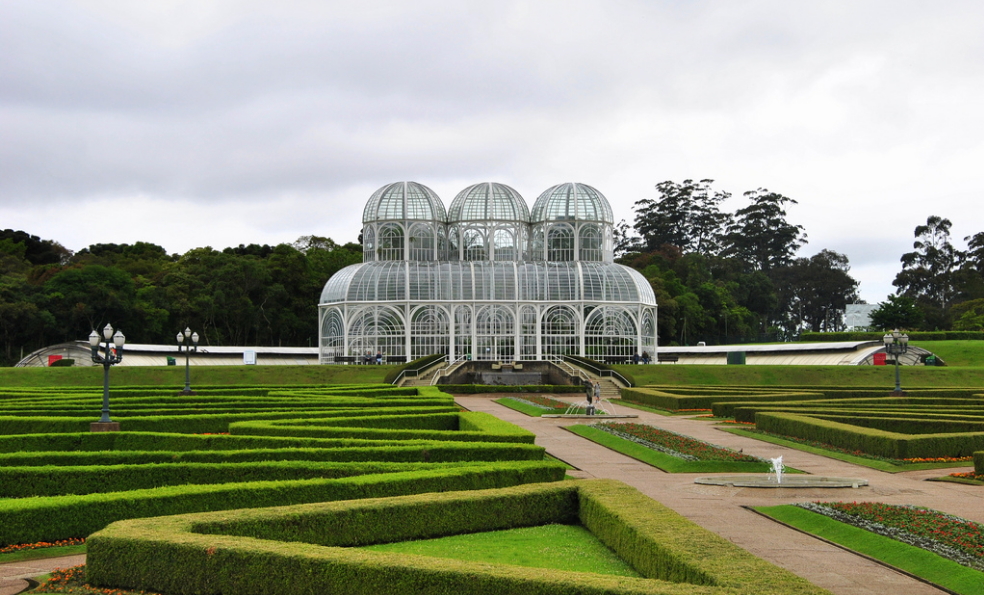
458,395,984,595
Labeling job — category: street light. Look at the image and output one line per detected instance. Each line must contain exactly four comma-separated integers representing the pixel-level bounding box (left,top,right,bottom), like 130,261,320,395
176,327,199,395
89,323,125,430
883,329,909,396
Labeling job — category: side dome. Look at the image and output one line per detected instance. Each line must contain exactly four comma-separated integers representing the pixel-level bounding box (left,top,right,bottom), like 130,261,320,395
448,183,530,223
362,181,447,224
530,183,614,224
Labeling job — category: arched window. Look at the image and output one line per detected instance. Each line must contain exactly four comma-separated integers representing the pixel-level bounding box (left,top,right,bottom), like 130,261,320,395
547,224,574,262
410,306,450,359
320,308,344,363
377,223,404,261
362,226,376,262
579,225,603,261
463,228,487,261
475,305,515,361
493,228,517,262
542,305,579,357
585,307,637,362
519,305,537,359
454,305,472,360
408,223,435,261
347,306,405,362
530,227,545,261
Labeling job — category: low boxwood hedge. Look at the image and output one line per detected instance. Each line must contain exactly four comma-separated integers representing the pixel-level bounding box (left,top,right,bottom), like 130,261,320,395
0,462,565,547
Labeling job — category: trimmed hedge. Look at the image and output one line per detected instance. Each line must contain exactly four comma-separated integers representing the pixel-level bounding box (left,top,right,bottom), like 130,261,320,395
754,412,984,459
622,387,822,411
799,331,984,342
976,451,984,474
227,412,536,444
0,460,472,497
0,462,565,546
86,480,829,595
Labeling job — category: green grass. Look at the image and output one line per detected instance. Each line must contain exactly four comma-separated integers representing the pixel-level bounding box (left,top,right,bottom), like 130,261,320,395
362,523,642,577
0,364,392,387
720,426,975,473
611,399,693,416
0,544,86,564
565,424,777,473
754,505,984,595
615,363,984,387
915,340,984,367
494,398,565,417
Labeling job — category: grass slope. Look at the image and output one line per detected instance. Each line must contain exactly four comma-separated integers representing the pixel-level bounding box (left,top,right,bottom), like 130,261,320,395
0,544,86,564
566,424,776,473
0,365,391,387
363,523,642,577
755,505,983,595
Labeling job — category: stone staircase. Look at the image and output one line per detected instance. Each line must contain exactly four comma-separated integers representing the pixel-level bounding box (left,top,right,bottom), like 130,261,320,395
397,358,625,399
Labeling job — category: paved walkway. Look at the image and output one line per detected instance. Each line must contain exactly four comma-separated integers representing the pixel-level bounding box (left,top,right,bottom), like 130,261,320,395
458,395,984,595
0,555,84,595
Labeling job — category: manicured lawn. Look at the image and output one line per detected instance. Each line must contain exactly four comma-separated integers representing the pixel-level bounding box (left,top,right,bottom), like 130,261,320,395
912,340,984,367
566,424,777,473
363,523,642,577
754,505,984,595
720,426,976,473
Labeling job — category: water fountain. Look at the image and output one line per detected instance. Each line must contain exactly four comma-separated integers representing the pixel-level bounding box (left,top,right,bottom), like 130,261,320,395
694,454,868,489
769,456,784,485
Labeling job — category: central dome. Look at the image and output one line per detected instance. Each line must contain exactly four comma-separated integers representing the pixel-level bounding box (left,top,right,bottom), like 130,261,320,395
448,182,530,223
531,182,614,224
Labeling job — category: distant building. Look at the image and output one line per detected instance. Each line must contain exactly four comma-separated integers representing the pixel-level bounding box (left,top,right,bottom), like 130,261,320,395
317,182,658,364
845,304,879,330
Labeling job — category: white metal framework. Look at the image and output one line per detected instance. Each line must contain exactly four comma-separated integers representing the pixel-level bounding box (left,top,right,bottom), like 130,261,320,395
320,181,657,363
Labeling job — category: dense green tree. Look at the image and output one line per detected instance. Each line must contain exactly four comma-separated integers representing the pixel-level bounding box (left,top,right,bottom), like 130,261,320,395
633,179,731,255
722,189,806,272
869,295,924,330
893,216,961,329
773,250,859,333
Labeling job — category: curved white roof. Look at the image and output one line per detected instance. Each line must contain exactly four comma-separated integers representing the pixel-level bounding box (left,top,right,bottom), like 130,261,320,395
362,181,447,223
321,261,655,305
448,182,530,223
531,182,614,224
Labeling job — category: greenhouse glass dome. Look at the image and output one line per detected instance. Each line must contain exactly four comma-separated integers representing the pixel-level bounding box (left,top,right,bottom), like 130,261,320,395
319,182,657,364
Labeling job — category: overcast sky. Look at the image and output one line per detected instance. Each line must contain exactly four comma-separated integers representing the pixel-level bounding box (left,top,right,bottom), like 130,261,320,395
2,1,983,303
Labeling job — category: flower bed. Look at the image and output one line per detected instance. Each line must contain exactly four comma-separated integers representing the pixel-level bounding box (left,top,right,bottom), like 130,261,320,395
592,422,762,463
798,502,984,571
34,565,154,595
0,538,84,555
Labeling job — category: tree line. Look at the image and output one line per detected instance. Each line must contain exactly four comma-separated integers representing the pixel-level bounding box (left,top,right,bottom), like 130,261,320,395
616,180,984,344
615,179,858,345
0,230,361,366
3,181,982,365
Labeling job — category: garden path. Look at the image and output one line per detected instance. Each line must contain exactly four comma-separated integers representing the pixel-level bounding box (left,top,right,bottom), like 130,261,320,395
0,555,84,595
456,394,984,595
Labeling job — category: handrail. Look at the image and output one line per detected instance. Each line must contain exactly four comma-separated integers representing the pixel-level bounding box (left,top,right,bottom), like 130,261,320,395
391,355,448,386
562,356,633,387
544,355,591,385
429,356,468,385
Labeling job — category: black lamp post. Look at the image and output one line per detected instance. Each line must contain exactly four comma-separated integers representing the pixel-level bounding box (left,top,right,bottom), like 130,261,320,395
883,329,909,396
176,327,199,395
89,323,125,430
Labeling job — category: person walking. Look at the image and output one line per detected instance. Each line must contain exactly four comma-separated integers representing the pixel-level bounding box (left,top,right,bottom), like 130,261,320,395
584,379,595,416
593,380,602,414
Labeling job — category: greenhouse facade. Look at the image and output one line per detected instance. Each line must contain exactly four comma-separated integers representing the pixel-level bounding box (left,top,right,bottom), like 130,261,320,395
318,181,657,364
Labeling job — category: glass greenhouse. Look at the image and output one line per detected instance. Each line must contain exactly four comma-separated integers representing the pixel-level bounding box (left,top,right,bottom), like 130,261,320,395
319,181,657,363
